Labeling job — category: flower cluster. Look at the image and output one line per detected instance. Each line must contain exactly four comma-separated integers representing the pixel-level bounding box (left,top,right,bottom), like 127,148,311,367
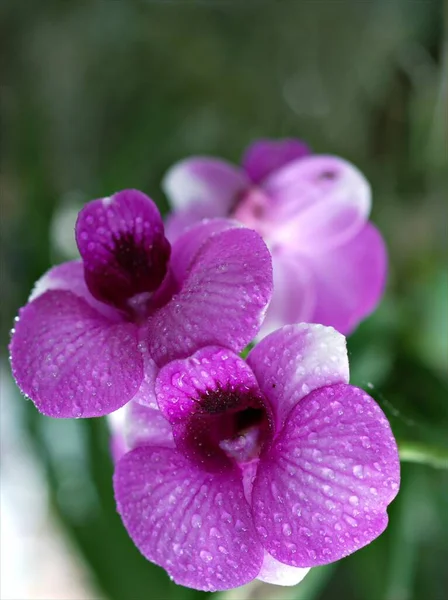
9,139,399,593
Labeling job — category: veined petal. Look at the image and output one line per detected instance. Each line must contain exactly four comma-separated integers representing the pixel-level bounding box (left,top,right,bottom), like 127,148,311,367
242,138,311,184
76,189,170,309
247,324,349,430
114,446,263,591
168,218,239,285
10,290,142,418
256,552,310,586
258,251,315,339
252,384,400,567
311,223,387,334
264,156,371,253
163,157,249,213
29,260,120,321
125,401,175,450
147,227,273,365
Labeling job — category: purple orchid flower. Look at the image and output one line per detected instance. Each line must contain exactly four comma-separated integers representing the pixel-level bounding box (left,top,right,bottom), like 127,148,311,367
9,189,273,418
163,139,387,337
113,323,400,591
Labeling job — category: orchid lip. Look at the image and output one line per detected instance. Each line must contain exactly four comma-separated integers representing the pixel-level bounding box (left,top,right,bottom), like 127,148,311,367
178,385,274,470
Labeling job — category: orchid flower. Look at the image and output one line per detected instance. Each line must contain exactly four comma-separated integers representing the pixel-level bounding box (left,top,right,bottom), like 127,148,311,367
163,139,387,337
113,324,399,591
9,190,272,418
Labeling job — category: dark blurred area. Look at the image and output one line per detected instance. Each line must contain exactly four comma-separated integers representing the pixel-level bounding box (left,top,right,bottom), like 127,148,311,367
1,1,447,599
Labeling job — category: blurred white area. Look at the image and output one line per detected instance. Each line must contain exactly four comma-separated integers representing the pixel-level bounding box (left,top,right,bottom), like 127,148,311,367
0,364,102,600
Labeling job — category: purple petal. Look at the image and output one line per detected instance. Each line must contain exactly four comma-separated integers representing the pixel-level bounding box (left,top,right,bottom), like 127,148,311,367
125,401,175,450
252,383,400,567
147,227,273,365
264,156,371,252
257,552,310,586
257,251,316,339
163,157,249,214
310,223,387,334
168,218,239,285
10,290,143,417
155,346,271,469
76,189,170,309
114,446,264,591
108,400,174,460
242,138,311,184
247,324,349,430
29,260,120,321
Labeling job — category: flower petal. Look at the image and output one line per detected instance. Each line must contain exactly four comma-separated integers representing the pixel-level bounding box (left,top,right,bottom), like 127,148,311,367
264,156,371,252
258,252,316,339
247,324,349,430
76,189,170,309
256,552,310,586
242,138,311,184
10,290,143,417
252,384,400,567
29,260,120,320
163,157,249,214
168,218,239,285
114,446,264,591
147,227,273,365
310,223,387,334
125,401,175,450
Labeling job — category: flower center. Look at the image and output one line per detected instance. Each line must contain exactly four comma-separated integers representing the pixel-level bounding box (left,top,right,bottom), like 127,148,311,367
182,386,272,470
231,187,274,238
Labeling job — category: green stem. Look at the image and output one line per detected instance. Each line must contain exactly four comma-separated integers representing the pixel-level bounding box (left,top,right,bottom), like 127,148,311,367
398,441,448,469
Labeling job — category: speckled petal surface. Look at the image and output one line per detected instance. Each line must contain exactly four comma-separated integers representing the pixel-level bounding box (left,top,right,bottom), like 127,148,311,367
264,156,371,252
252,384,400,567
247,324,349,429
114,446,264,591
163,157,249,213
76,189,170,309
169,218,239,285
28,260,120,320
156,346,262,425
256,551,310,586
258,252,315,339
125,401,175,450
242,138,311,184
311,223,387,334
147,227,273,365
10,290,143,417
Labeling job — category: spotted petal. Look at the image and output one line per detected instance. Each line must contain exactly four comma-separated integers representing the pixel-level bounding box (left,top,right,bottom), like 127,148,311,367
76,189,170,309
147,226,273,366
10,290,142,418
114,446,264,591
247,324,349,429
252,384,400,567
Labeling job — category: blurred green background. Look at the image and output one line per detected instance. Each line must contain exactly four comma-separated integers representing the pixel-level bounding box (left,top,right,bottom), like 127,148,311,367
1,1,447,599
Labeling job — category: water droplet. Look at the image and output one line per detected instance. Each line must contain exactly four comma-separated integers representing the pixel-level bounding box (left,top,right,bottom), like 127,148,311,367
353,465,364,479
349,495,359,506
191,514,202,528
282,523,292,537
200,550,213,563
218,545,228,555
172,543,183,556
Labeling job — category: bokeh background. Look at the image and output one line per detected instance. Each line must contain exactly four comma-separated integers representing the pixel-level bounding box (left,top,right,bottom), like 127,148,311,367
1,1,447,599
